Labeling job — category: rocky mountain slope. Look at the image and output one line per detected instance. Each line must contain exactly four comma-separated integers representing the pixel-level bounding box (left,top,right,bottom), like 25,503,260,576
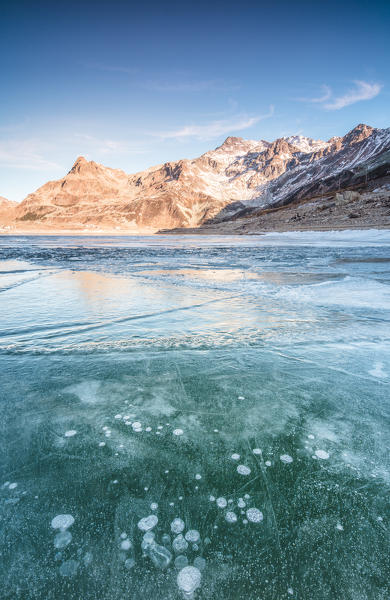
2,123,390,233
0,197,17,229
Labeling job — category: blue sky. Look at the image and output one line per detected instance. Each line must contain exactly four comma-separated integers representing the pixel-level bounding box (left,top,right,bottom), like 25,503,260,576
1,0,389,201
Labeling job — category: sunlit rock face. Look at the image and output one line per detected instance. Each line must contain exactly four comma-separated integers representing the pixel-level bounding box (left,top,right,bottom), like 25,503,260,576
5,123,389,232
0,197,17,227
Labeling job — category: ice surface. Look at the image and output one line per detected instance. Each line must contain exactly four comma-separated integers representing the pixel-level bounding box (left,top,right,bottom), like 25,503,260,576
1,234,389,599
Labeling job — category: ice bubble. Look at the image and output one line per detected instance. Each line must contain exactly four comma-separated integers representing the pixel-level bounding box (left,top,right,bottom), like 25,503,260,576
125,558,135,570
98,442,106,447
193,557,206,572
195,474,202,480
2,481,10,488
120,539,132,551
231,453,240,461
173,428,184,436
179,496,183,500
64,430,77,437
114,414,122,419
145,427,152,432
213,429,219,433
243,519,248,524
280,454,293,464
177,566,202,594
172,534,188,553
237,465,251,476
143,531,155,544
51,514,75,530
157,425,163,430
175,555,189,569
252,448,262,455
132,421,141,429
265,461,272,467
185,530,200,543
209,495,215,502
59,559,79,577
137,515,158,531
308,434,315,439
288,587,294,595
8,483,18,490
147,543,172,570
54,531,72,549
244,494,250,499
336,523,344,531
171,518,185,534
150,503,158,511
120,532,127,539
246,508,263,523
238,396,245,400
216,497,227,508
315,449,330,460
225,511,237,523
162,533,171,546
237,498,246,508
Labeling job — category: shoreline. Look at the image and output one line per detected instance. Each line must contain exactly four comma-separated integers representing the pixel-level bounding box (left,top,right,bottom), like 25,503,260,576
0,223,389,237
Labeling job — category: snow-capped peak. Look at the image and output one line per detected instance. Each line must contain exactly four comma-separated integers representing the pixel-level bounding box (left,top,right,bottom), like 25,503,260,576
283,135,329,153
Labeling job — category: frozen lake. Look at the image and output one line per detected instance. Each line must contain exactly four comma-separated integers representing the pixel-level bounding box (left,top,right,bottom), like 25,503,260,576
0,232,389,599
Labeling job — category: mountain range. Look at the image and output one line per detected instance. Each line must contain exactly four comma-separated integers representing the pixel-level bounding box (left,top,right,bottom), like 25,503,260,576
1,123,389,233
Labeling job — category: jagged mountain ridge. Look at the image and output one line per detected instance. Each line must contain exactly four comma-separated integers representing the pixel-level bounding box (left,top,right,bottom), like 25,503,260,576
4,123,390,231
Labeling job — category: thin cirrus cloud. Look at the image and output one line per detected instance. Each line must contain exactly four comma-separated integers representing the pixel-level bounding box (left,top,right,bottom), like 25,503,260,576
324,80,382,110
296,84,332,103
142,79,240,93
155,106,274,141
297,80,382,110
0,139,63,170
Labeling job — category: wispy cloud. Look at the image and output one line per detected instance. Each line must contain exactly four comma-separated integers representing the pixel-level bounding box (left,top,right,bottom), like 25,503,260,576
142,79,240,93
0,139,63,170
296,80,382,110
83,62,138,75
73,134,127,154
296,84,331,103
154,106,274,141
324,80,382,110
